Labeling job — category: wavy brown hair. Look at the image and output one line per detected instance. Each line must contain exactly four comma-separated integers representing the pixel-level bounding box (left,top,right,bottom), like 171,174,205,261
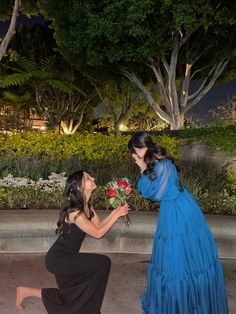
55,170,92,236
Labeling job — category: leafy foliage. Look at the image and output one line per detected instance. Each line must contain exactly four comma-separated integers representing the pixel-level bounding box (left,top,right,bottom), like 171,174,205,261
39,0,236,130
41,0,236,66
0,131,180,160
0,131,180,183
96,78,143,132
159,124,236,157
196,191,236,215
209,96,236,126
0,1,40,20
0,130,235,214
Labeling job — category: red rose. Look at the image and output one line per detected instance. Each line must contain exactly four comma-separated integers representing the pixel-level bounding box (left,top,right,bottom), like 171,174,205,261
117,180,128,189
126,186,132,195
108,188,116,197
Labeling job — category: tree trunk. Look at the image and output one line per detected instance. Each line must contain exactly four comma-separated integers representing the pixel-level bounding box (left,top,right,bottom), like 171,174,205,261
170,115,184,130
60,119,81,134
121,37,229,131
113,122,120,134
0,0,21,61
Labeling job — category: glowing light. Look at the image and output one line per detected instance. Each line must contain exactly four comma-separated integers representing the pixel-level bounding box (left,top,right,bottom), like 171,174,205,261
119,123,128,131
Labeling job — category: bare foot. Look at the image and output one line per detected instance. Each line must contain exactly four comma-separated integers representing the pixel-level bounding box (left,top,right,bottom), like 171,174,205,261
16,287,26,309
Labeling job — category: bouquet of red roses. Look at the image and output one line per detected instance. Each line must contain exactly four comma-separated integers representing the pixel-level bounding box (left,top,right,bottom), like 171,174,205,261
105,178,132,226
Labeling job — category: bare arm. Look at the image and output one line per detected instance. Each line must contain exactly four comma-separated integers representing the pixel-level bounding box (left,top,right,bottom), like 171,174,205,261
68,204,129,239
90,207,118,228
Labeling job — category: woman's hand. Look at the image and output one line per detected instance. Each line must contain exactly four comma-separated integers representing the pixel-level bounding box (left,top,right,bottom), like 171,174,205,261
132,153,147,173
73,205,130,239
115,203,129,218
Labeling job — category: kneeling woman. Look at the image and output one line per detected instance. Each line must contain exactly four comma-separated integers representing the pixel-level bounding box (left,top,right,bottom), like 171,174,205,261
16,170,129,314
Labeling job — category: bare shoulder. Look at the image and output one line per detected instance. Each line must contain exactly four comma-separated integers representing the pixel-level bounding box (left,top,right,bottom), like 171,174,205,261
68,210,84,223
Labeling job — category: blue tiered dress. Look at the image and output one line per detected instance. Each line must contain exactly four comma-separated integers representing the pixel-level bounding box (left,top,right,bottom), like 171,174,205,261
138,159,228,314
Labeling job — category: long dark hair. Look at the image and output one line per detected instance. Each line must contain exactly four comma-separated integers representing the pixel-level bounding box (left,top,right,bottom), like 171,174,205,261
128,132,167,180
56,170,92,236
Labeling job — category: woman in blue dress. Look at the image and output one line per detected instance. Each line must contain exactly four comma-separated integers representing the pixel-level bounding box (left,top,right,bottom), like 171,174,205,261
128,132,228,314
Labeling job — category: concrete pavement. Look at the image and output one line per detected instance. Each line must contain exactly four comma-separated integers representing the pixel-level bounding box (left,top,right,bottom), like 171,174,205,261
0,253,235,314
0,210,236,313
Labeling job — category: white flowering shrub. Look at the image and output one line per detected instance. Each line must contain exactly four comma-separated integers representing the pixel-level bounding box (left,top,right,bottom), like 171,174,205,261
0,172,235,214
0,174,35,188
0,173,66,191
0,173,67,208
34,173,67,192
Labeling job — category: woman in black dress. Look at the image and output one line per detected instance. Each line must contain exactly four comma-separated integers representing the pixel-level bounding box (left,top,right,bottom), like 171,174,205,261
16,170,129,314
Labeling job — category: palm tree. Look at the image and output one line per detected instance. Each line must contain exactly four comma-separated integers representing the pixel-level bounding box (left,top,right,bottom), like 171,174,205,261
0,55,88,130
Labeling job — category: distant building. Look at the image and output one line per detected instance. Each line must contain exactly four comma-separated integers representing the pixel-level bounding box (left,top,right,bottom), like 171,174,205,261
0,105,47,132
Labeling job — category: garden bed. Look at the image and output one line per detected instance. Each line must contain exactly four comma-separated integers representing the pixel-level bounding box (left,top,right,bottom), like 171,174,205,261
0,129,235,215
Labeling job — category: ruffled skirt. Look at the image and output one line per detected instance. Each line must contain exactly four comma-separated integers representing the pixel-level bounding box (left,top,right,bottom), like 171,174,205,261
141,190,228,314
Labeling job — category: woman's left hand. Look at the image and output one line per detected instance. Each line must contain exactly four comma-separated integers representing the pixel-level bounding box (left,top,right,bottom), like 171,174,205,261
132,153,147,172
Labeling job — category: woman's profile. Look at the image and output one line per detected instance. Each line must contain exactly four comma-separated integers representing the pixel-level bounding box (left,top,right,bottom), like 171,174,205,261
16,170,129,313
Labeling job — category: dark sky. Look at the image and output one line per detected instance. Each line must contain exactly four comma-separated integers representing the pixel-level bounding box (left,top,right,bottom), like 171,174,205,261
188,79,236,123
0,14,44,38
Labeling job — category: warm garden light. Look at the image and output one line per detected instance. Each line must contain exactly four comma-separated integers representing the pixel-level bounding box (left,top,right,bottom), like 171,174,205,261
119,123,128,131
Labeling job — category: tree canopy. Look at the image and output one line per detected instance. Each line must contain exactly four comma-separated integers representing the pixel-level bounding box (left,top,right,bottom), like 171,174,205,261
41,0,235,65
40,0,236,129
1,1,235,130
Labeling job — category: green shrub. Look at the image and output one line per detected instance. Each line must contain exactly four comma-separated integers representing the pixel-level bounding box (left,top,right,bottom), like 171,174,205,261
196,190,236,215
180,158,228,195
0,187,64,209
178,158,236,215
227,172,236,194
2,181,235,215
0,187,6,207
0,182,158,211
0,132,180,181
0,132,180,161
0,130,235,215
0,170,234,215
159,124,236,157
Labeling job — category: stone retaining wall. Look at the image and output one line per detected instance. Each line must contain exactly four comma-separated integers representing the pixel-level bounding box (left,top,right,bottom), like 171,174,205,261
0,210,235,258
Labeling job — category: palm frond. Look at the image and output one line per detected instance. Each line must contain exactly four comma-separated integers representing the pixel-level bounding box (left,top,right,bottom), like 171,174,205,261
0,62,24,73
45,80,86,95
3,91,31,103
30,70,55,80
3,91,20,102
62,81,86,96
39,56,57,71
0,72,34,88
16,56,38,72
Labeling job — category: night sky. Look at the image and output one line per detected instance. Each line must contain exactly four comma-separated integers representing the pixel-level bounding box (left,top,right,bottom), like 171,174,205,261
188,79,236,123
0,14,45,37
1,15,235,123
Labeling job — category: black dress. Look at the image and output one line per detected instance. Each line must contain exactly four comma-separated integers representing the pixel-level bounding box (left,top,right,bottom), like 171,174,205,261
41,217,111,314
